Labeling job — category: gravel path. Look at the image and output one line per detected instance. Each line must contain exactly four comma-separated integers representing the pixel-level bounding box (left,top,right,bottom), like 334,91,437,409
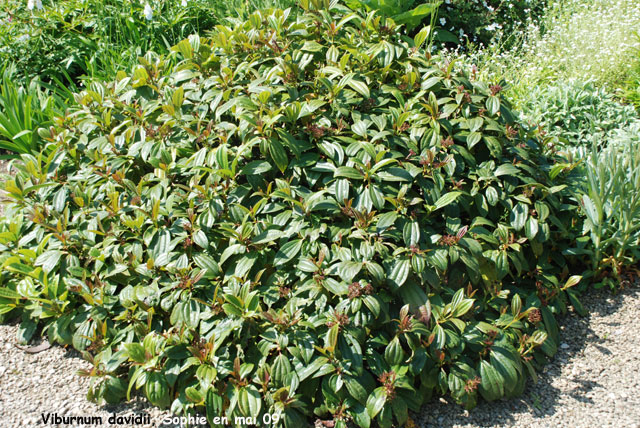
1,284,638,428
0,328,179,428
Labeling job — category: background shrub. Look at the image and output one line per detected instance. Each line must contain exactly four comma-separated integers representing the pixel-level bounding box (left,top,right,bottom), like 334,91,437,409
344,0,441,33
0,3,593,427
0,0,297,84
518,79,639,147
0,64,72,155
521,0,640,89
447,0,640,109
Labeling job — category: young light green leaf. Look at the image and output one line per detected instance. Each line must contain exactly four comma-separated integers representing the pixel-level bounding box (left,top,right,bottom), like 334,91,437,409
347,79,370,98
388,258,410,287
434,191,462,210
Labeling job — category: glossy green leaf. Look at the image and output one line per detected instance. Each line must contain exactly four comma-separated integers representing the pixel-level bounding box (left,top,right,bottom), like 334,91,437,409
269,138,288,173
145,372,170,408
388,258,410,287
366,387,386,419
478,360,503,401
274,239,303,266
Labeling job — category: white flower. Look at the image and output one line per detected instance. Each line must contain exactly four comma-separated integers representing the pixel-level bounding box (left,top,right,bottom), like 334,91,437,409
181,0,187,6
143,2,153,20
439,18,446,26
28,0,43,10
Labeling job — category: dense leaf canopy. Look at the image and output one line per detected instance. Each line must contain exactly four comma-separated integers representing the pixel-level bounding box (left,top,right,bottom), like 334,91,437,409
0,3,583,427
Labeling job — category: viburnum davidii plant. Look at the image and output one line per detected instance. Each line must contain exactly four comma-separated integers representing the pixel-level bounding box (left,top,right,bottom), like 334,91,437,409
0,1,585,427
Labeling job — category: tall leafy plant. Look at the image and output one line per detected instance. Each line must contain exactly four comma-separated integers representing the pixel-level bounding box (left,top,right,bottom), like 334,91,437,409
0,64,72,156
573,124,640,288
344,0,442,32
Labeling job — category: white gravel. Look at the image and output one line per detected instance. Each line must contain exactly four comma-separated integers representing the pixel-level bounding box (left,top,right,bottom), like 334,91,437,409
0,328,181,428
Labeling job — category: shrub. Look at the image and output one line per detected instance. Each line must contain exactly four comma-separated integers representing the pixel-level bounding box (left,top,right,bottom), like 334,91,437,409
0,3,586,427
523,0,640,89
0,0,296,84
1,0,98,83
444,0,640,110
517,79,639,147
526,0,639,91
344,0,441,33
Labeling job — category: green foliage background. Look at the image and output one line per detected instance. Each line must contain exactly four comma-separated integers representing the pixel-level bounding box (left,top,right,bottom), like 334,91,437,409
0,0,297,84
